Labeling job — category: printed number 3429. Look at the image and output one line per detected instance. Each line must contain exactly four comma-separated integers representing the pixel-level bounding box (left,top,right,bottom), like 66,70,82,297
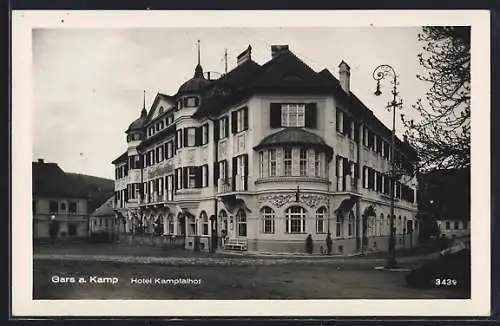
435,278,458,286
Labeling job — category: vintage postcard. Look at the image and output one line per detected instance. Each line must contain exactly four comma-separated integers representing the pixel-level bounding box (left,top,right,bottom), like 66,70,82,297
11,10,490,317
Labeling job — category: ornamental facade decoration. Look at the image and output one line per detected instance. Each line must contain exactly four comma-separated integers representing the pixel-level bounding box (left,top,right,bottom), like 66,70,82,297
257,193,328,209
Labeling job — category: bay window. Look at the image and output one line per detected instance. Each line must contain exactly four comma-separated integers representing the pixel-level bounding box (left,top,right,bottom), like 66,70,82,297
268,149,277,176
299,149,307,176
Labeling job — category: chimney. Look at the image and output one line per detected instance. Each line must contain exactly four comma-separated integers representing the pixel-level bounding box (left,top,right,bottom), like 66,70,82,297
338,60,351,93
37,158,44,163
236,45,252,66
271,45,289,58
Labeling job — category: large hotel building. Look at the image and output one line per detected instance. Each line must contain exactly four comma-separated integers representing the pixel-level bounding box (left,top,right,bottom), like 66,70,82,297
112,44,419,254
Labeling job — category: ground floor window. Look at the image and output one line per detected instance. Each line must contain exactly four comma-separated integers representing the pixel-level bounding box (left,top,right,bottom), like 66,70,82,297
316,207,327,234
167,214,174,234
348,211,355,237
236,209,247,237
336,213,343,237
285,206,306,234
200,211,209,236
68,223,77,236
188,216,197,235
261,206,275,234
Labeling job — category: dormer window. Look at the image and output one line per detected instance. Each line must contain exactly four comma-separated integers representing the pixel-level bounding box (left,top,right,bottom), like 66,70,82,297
159,106,164,115
183,96,199,108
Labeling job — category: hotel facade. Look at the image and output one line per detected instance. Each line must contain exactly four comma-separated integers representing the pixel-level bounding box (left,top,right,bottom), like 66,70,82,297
112,45,419,254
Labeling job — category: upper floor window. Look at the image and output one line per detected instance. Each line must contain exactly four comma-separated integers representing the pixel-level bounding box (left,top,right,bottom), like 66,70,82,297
186,128,196,147
270,103,317,128
259,151,264,178
158,106,164,115
201,165,209,188
268,149,277,176
299,149,307,176
69,202,77,214
165,141,174,159
284,148,292,176
202,124,209,145
314,151,321,177
336,108,344,133
176,129,183,149
49,201,58,214
187,167,197,188
182,96,199,108
232,107,249,133
219,116,229,139
281,104,305,127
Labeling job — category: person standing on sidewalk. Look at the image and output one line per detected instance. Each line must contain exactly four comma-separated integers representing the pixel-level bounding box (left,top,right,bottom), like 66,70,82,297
306,234,313,254
326,232,333,255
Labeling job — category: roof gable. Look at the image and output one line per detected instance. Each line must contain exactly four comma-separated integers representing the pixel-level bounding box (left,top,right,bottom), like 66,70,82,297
32,162,89,198
146,93,175,124
91,196,115,217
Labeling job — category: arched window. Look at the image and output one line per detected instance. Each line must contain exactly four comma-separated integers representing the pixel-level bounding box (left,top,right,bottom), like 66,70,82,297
155,214,164,236
261,207,275,234
335,212,344,237
316,207,327,234
167,214,174,235
200,211,209,236
219,210,228,234
236,209,247,237
285,206,307,234
177,213,185,236
348,211,355,237
380,213,385,236
188,214,197,235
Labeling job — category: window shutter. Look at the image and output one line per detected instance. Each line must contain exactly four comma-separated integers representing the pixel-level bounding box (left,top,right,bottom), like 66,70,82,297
270,103,282,128
243,154,249,176
242,107,249,130
354,123,359,142
343,115,350,135
183,128,188,147
205,124,210,144
362,166,366,188
231,111,238,134
305,103,317,128
335,155,340,176
204,164,209,187
224,117,229,137
354,163,359,179
195,127,202,146
174,169,178,190
213,162,219,185
195,167,202,188
336,109,342,132
224,160,229,182
183,167,188,189
232,157,238,177
343,157,350,175
194,96,200,107
214,120,220,142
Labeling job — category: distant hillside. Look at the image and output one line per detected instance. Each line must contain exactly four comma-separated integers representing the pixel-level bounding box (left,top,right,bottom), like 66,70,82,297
66,173,114,214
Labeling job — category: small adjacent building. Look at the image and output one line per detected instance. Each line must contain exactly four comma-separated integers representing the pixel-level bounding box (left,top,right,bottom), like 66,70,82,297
32,159,89,240
89,196,122,241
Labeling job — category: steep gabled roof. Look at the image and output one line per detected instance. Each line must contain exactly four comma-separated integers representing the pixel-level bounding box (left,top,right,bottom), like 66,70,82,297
32,162,88,199
248,49,331,92
111,151,128,165
90,196,115,217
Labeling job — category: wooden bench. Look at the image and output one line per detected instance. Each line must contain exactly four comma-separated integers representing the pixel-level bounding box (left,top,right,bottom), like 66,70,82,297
224,238,248,251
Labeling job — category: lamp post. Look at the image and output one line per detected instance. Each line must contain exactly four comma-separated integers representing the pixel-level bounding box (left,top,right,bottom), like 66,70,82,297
372,64,403,269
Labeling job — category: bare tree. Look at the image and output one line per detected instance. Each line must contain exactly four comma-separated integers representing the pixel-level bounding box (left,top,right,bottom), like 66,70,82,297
402,26,470,172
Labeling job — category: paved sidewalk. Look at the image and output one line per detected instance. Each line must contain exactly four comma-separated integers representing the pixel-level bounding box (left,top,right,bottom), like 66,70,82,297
34,251,440,267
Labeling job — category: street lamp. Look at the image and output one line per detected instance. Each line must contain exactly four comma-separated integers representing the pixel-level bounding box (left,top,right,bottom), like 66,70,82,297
372,64,403,269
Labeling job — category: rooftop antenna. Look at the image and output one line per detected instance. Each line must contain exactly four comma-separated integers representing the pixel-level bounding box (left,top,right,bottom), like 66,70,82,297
143,89,146,109
224,48,228,74
197,40,201,65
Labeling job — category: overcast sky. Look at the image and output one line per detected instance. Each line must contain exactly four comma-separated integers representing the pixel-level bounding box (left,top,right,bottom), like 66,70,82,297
33,27,428,179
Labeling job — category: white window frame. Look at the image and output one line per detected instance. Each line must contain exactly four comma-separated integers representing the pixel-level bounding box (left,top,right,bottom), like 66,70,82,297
285,206,307,234
201,212,209,236
219,117,228,139
259,151,264,178
281,104,306,127
186,97,197,107
314,151,321,177
316,207,327,234
188,167,197,188
268,149,276,177
284,148,292,176
219,160,227,182
299,149,307,176
167,141,173,158
261,207,275,234
236,210,247,237
186,128,196,147
202,124,209,145
176,169,182,189
236,108,246,132
336,214,344,238
202,165,208,187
